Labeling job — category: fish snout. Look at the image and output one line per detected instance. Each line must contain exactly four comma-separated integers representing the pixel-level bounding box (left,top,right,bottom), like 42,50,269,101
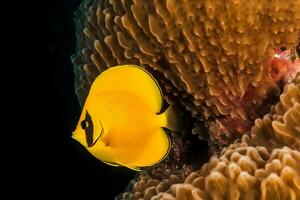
71,129,87,147
71,131,77,139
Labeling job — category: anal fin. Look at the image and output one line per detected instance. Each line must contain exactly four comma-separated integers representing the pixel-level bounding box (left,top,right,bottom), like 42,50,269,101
130,128,170,168
102,160,120,167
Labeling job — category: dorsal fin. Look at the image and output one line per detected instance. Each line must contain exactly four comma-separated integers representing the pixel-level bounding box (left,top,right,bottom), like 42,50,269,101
90,65,163,113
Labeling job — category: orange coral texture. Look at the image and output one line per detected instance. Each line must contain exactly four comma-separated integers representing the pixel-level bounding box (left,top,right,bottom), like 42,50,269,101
119,73,300,200
252,72,300,149
120,170,185,200
72,0,300,120
122,144,300,200
154,144,300,200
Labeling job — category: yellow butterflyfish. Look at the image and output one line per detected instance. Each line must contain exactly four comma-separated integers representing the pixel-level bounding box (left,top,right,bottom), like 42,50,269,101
72,65,181,171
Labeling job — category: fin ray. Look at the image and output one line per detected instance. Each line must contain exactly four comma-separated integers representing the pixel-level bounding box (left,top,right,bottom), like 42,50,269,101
163,105,182,131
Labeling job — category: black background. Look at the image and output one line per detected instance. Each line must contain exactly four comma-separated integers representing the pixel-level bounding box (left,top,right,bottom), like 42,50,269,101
34,0,136,198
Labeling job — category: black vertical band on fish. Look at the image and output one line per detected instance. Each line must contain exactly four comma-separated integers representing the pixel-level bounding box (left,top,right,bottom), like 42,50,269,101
84,111,94,147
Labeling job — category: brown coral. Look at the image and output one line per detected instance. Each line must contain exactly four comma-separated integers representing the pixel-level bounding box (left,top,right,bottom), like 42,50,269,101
119,71,300,200
154,143,300,200
252,72,300,149
71,1,300,199
72,0,300,122
118,170,186,200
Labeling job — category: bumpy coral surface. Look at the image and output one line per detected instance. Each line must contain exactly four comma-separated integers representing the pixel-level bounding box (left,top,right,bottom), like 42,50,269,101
72,0,300,122
121,73,300,200
72,0,300,199
118,169,185,200
252,72,300,150
121,144,300,200
155,144,300,200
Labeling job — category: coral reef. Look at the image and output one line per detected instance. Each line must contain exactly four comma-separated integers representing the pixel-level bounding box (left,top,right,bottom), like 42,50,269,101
120,144,300,200
72,0,300,122
117,169,185,200
252,72,300,150
118,72,300,200
154,144,300,200
71,0,300,199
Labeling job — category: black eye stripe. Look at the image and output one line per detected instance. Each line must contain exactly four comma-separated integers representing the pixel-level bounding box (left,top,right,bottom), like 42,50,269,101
84,111,94,147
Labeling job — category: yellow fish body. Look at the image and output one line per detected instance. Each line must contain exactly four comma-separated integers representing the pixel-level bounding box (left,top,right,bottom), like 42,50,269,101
72,65,180,171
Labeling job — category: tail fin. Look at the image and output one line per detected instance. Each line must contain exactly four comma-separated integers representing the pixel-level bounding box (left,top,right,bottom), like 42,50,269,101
163,105,182,131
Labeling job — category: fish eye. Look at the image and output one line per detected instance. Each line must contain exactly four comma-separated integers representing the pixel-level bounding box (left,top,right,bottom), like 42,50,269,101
81,120,89,129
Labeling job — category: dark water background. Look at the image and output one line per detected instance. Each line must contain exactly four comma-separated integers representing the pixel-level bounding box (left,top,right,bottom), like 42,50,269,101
36,0,136,198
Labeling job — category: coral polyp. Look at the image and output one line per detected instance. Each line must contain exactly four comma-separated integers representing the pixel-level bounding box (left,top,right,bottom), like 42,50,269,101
71,0,300,199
